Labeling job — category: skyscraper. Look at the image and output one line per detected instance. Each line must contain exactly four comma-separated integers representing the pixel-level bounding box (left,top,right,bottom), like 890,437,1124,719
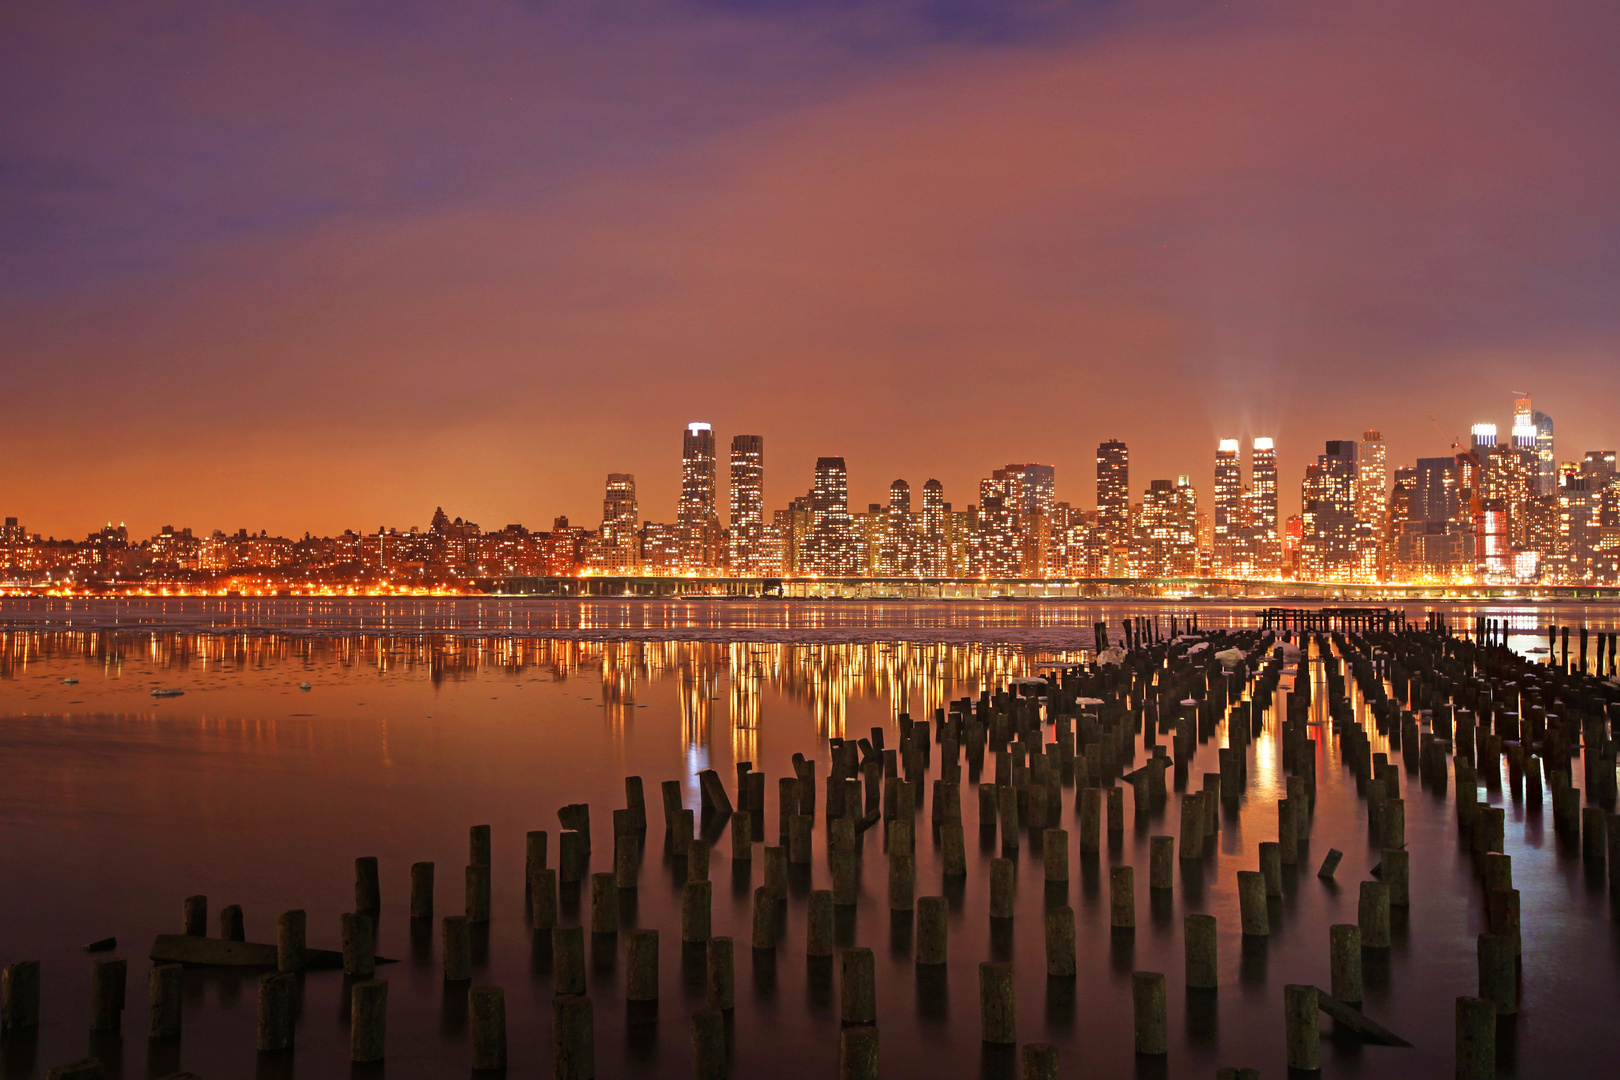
919,479,946,577
879,479,917,576
1096,440,1129,572
1133,477,1198,578
1250,438,1280,576
1212,439,1248,576
1300,441,1360,580
727,435,765,573
600,473,639,573
1015,463,1056,575
679,423,720,571
1515,395,1556,495
1356,429,1388,579
803,457,856,576
1393,457,1476,580
973,469,1024,578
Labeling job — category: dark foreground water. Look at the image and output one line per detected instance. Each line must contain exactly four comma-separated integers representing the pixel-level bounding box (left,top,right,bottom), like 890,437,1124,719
1,598,1618,1078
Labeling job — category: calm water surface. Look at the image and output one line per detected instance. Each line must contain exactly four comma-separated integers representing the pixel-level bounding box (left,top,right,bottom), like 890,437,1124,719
1,598,1617,1078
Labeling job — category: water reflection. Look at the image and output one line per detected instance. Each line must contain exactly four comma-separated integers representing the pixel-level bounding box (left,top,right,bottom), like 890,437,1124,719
0,630,1088,752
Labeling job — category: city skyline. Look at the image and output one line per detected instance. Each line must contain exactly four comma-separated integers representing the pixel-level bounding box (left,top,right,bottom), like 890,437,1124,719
5,392,1616,590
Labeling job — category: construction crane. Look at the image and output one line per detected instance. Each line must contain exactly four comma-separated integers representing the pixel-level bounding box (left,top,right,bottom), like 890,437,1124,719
1427,414,1461,451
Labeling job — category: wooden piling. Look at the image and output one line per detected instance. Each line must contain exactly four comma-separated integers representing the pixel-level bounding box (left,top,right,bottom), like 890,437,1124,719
469,985,506,1071
1330,924,1362,1003
1132,971,1167,1055
590,873,618,934
626,929,659,1001
1455,997,1495,1080
552,994,594,1080
1046,906,1076,976
411,862,435,920
990,858,1015,919
839,1026,879,1080
706,936,735,1011
1237,871,1268,936
1284,983,1320,1071
355,856,381,914
182,895,206,937
554,926,586,995
342,912,376,977
1184,913,1216,989
256,971,294,1052
682,880,712,943
149,962,182,1039
532,867,559,929
470,824,491,867
1477,933,1516,1015
277,910,305,973
1149,836,1173,890
979,961,1016,1044
89,957,125,1033
691,1009,728,1080
349,979,387,1063
840,947,876,1024
1359,881,1390,948
1258,841,1282,897
1,961,40,1032
917,896,948,966
443,915,472,982
1043,828,1069,883
1110,865,1135,929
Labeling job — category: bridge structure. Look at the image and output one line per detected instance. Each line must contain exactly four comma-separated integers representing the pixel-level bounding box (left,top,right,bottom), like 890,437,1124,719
484,576,1620,602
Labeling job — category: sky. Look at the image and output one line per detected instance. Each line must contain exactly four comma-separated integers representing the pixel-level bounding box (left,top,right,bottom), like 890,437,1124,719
4,0,1619,540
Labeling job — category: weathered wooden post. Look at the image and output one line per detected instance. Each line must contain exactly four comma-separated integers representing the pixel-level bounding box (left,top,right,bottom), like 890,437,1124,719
89,958,126,1033
1237,871,1268,935
149,963,182,1039
277,910,306,973
979,961,1016,1044
552,994,594,1080
840,947,876,1025
350,979,387,1063
1358,881,1390,948
1330,924,1362,1003
1456,996,1495,1080
1185,913,1216,989
256,970,294,1052
532,867,559,929
1046,906,1076,977
342,911,376,977
355,856,381,914
590,873,618,934
470,986,506,1071
839,1026,879,1080
1284,983,1320,1071
443,915,472,982
1132,971,1167,1055
2,961,40,1032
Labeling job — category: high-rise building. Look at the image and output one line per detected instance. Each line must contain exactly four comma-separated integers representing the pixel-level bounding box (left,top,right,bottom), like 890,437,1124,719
1096,440,1129,546
1212,439,1249,576
679,423,720,572
973,469,1024,577
879,479,917,576
1300,441,1361,581
919,479,946,577
803,457,856,576
1015,463,1056,575
1356,430,1388,580
1515,395,1556,496
727,435,766,574
1392,457,1476,581
1250,438,1280,576
1133,477,1198,578
600,473,639,573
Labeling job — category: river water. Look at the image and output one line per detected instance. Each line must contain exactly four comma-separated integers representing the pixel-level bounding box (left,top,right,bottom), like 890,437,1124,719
0,597,1616,1078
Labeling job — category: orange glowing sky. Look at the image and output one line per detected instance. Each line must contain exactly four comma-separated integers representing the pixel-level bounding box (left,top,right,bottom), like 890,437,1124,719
4,0,1618,540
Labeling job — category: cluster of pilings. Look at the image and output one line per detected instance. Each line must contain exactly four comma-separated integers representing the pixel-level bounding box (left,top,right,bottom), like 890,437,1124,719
5,612,1618,1079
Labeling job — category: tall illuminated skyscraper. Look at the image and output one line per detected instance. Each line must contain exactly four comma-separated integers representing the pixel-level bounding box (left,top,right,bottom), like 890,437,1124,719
1096,440,1129,568
1133,477,1198,578
601,473,639,573
1515,395,1556,495
1212,439,1247,576
919,479,946,576
1356,429,1388,579
727,435,765,573
879,479,916,576
1300,441,1360,580
803,456,855,575
679,423,720,571
1250,438,1280,575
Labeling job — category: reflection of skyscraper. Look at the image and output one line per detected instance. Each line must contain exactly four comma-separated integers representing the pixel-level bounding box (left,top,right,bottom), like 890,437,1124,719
679,423,720,571
728,435,765,573
1250,438,1280,576
601,473,639,573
